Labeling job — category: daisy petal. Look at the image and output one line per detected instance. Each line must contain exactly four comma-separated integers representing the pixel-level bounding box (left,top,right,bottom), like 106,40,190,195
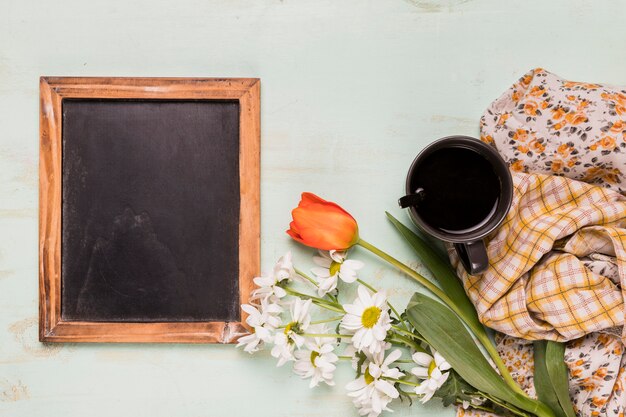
384,349,402,365
412,352,433,367
375,380,399,398
311,267,331,278
313,256,332,268
357,285,374,306
411,366,429,378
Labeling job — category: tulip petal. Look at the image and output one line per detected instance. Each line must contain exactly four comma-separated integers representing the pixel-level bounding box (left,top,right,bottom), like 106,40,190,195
297,223,355,251
299,193,355,221
288,220,301,235
287,195,359,251
299,192,328,207
286,227,306,245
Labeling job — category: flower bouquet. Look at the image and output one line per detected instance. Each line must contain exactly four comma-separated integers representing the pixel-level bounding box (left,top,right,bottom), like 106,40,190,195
238,193,576,417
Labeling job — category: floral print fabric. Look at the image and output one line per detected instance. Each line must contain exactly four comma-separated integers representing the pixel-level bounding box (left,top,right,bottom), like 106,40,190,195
457,333,626,417
457,69,626,417
481,68,626,194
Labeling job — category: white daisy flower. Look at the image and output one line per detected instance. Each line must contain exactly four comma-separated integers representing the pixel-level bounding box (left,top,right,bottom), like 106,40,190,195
346,349,404,417
411,350,452,403
340,285,392,355
344,342,392,373
251,252,295,304
236,298,282,353
462,396,486,410
271,298,312,366
293,325,339,387
311,250,364,296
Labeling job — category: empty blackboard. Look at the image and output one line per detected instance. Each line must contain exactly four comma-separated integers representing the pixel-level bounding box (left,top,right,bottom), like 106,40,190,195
62,99,241,322
39,78,260,343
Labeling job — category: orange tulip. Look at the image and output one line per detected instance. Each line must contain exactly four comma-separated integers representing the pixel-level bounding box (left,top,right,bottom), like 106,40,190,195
287,192,359,251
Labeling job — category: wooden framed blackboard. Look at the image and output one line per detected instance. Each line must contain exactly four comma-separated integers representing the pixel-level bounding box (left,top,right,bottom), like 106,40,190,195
39,77,260,343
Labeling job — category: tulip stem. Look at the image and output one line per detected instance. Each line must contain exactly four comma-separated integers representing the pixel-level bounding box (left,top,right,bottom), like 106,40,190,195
357,238,527,397
357,239,456,310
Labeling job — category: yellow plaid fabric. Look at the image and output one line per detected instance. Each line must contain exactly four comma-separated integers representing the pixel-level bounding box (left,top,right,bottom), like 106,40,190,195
451,172,626,342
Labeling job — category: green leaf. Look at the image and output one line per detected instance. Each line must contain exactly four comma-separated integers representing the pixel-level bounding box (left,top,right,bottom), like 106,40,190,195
406,293,555,417
396,385,414,406
545,341,576,417
533,341,566,417
385,212,480,329
355,351,367,378
434,370,477,407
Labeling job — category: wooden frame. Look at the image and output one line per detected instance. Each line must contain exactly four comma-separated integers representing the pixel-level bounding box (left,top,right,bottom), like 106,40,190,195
39,77,260,343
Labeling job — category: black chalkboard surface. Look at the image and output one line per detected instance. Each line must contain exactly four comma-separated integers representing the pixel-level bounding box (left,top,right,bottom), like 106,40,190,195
61,99,241,322
40,77,259,343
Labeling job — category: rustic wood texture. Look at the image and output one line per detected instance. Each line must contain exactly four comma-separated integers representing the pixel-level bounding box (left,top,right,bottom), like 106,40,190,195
39,77,260,343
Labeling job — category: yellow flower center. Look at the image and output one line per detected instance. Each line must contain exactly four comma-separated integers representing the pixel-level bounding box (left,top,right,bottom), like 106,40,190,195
329,261,342,276
428,360,436,377
364,367,375,385
361,306,381,328
310,350,320,367
284,322,301,344
284,322,295,334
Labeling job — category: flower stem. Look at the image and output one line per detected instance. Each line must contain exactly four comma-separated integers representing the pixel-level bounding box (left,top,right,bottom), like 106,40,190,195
479,392,534,417
302,333,351,339
282,287,345,313
356,278,377,292
295,267,339,303
310,316,344,325
295,267,319,288
358,239,455,307
357,238,526,397
391,325,424,342
474,331,526,396
389,335,427,353
461,402,499,415
383,377,421,387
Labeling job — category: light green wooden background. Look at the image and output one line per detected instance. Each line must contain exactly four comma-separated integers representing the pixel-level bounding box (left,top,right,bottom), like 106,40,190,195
1,0,625,416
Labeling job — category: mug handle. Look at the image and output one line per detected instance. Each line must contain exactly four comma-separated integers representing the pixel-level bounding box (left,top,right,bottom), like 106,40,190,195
398,188,426,209
454,240,488,275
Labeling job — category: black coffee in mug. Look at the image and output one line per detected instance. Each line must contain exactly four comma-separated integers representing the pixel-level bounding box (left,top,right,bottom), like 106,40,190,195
400,136,513,275
410,147,501,233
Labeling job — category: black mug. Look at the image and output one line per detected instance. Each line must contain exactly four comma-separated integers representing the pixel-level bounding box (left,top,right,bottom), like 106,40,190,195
400,136,513,274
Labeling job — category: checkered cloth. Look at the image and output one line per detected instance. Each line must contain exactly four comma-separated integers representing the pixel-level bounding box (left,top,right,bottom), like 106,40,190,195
451,172,626,343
